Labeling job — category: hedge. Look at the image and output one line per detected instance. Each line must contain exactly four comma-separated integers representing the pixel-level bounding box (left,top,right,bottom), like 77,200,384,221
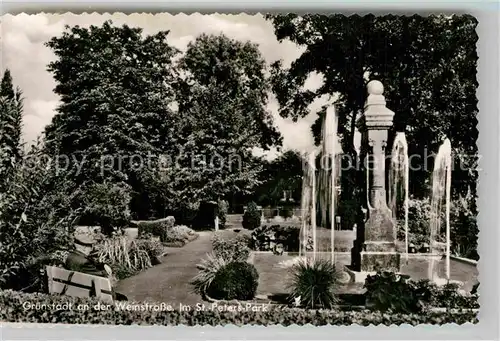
133,217,175,242
1,290,478,326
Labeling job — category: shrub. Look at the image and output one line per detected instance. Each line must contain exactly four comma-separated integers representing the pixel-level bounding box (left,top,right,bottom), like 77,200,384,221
431,282,479,309
207,262,259,301
0,143,80,291
364,271,479,313
212,234,250,262
364,271,420,313
242,201,261,230
251,225,300,254
135,216,175,243
135,236,165,265
0,290,478,325
94,236,161,279
450,203,478,260
191,252,229,297
396,198,433,247
287,258,340,309
396,197,478,259
81,182,132,235
164,225,194,244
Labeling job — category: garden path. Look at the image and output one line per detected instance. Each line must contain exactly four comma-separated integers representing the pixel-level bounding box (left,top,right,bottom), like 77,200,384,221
115,231,214,306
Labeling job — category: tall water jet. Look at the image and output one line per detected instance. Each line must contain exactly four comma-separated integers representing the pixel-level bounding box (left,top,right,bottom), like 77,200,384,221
299,150,318,258
299,151,314,257
428,138,452,282
388,132,409,262
310,151,317,259
320,105,339,262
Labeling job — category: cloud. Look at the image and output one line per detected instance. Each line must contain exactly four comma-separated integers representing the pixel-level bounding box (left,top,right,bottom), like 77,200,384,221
1,13,322,154
1,14,65,142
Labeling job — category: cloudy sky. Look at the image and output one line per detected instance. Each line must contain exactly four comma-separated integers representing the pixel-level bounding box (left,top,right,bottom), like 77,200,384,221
1,13,333,157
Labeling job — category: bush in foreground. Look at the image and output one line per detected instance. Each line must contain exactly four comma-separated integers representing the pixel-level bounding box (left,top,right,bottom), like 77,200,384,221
0,290,478,326
207,262,259,301
364,271,479,313
191,253,229,297
94,235,163,280
287,258,340,309
0,142,80,291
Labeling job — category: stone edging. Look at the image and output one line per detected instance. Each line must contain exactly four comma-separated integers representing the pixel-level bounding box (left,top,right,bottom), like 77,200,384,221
449,255,478,266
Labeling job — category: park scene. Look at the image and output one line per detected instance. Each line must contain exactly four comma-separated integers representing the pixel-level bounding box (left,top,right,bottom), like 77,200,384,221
0,14,479,326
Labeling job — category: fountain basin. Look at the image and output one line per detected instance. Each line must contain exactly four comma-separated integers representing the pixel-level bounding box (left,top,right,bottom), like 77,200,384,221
360,251,401,272
249,251,479,296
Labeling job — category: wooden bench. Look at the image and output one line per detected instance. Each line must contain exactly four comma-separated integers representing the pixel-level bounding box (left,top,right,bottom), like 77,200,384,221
45,266,114,303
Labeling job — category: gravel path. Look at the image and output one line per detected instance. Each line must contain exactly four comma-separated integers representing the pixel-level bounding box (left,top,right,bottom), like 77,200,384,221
115,231,214,306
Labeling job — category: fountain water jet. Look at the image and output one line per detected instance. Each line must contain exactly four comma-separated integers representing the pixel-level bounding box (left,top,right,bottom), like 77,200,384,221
299,151,316,258
388,132,409,263
299,106,340,262
320,106,339,262
428,138,452,282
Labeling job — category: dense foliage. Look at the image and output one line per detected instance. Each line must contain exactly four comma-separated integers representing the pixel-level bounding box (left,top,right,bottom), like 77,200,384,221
267,14,478,256
254,150,303,206
212,233,251,262
0,69,81,290
207,262,259,301
163,225,197,246
242,201,261,230
44,22,179,191
44,23,282,222
80,182,132,235
250,225,301,254
94,235,164,280
0,69,23,192
287,258,340,309
267,14,477,197
364,271,479,313
135,217,175,243
0,142,80,291
396,197,479,259
191,252,229,297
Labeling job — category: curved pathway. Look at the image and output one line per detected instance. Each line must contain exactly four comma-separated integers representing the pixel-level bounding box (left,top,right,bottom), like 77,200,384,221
116,231,213,306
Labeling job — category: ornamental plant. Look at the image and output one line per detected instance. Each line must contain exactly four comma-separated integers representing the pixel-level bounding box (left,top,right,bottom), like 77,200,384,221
287,258,340,309
242,201,261,230
207,262,259,301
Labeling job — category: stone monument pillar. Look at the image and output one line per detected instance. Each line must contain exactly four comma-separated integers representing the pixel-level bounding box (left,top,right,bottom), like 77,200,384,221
359,80,401,272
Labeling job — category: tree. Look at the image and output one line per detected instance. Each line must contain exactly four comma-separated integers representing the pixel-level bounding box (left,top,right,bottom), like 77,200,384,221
0,69,16,99
0,69,24,191
0,139,80,291
254,150,303,206
167,34,282,213
267,15,478,200
44,21,180,220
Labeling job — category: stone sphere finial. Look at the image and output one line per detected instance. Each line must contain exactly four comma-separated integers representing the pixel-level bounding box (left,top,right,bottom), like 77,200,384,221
367,80,384,96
